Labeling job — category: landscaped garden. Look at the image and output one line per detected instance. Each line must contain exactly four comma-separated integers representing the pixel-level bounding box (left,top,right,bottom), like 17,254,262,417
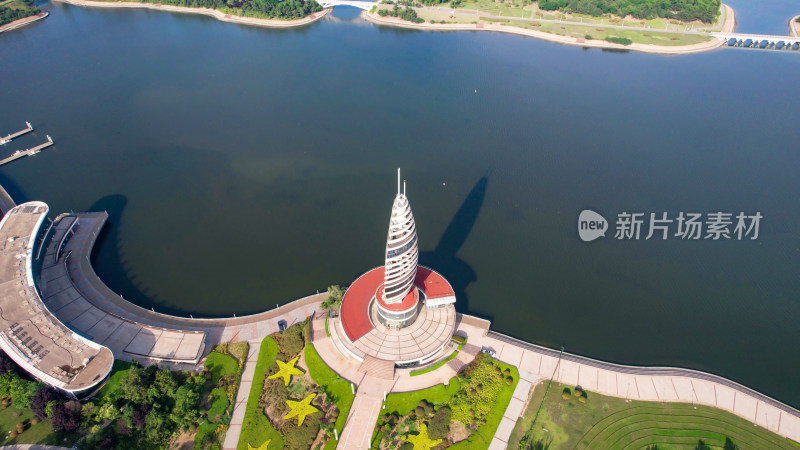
372,351,519,449
0,341,247,449
510,381,798,449
194,341,249,449
237,318,355,450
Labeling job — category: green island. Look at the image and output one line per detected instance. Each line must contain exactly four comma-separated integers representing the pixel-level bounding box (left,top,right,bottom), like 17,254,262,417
237,319,355,450
510,381,797,449
86,0,322,20
372,351,519,449
0,0,40,27
371,0,729,48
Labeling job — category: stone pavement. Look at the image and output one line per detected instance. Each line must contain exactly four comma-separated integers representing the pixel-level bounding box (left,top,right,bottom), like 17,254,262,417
337,375,396,450
223,342,260,450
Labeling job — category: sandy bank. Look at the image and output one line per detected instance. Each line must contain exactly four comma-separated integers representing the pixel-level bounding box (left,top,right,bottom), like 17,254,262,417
52,0,331,28
363,4,737,55
791,15,800,37
0,11,49,34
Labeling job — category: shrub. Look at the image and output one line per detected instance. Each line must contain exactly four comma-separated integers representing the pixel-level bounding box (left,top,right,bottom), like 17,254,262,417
578,395,587,403
574,388,583,397
415,406,425,416
428,406,451,439
506,376,514,385
585,34,593,39
8,431,17,438
605,36,633,45
561,388,571,400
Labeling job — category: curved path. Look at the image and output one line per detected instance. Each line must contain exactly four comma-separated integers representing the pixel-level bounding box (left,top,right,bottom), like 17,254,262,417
39,211,323,367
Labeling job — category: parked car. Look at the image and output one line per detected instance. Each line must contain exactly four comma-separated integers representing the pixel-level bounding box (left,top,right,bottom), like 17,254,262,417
481,347,496,357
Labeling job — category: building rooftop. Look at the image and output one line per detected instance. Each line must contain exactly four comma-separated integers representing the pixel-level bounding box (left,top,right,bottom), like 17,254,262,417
0,202,113,394
339,266,456,342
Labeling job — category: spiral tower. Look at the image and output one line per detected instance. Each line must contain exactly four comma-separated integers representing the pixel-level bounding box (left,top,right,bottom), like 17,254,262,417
382,169,418,304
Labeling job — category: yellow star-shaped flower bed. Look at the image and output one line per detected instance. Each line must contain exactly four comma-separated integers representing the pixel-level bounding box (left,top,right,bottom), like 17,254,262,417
268,356,303,386
247,439,270,450
283,393,319,426
403,424,442,450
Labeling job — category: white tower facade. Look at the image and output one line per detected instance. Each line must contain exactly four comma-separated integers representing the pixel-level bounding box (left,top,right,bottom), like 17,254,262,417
382,169,419,304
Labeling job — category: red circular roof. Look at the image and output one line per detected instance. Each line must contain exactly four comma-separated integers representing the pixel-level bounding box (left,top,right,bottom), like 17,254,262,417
339,266,455,342
376,284,419,312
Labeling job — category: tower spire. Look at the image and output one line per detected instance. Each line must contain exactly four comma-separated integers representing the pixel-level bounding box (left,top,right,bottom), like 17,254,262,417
397,168,401,195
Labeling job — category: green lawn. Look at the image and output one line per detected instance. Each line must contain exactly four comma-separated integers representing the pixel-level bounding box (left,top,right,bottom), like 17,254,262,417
237,336,283,450
410,338,466,377
303,342,356,450
95,359,135,401
0,406,76,447
205,351,239,385
510,381,797,449
410,350,460,376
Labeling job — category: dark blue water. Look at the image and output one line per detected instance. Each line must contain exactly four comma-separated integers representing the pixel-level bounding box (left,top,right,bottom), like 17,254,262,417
725,0,797,34
1,2,799,407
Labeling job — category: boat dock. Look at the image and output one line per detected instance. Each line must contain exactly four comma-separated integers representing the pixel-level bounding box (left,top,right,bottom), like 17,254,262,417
0,122,33,145
0,136,54,167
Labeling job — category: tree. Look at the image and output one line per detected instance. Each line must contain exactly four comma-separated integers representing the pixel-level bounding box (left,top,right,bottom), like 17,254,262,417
120,364,150,404
321,285,345,314
51,402,81,432
0,351,15,375
171,385,201,429
148,369,178,404
31,387,60,421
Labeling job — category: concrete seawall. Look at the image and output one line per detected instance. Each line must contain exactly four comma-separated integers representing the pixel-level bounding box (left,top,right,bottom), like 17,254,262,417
0,184,16,215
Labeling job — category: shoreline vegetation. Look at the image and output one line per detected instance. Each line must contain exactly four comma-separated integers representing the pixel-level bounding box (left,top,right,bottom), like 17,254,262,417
0,0,44,31
53,0,330,28
364,3,735,54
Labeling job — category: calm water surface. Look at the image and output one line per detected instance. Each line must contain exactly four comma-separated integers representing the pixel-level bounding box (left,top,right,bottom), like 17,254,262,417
1,2,799,406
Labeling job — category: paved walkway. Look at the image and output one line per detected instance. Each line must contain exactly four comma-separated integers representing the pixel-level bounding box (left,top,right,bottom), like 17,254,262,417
223,342,261,450
473,330,800,447
316,312,800,449
44,212,324,369
337,375,395,450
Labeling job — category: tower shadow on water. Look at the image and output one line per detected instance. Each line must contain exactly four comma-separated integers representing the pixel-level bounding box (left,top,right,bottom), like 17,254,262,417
419,174,489,319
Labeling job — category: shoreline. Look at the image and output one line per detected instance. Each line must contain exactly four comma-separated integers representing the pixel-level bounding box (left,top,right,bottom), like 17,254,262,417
791,15,800,37
52,0,332,28
0,11,49,34
363,3,737,55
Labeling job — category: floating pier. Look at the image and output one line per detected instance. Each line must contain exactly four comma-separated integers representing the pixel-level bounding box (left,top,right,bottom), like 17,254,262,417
0,136,54,167
0,122,33,145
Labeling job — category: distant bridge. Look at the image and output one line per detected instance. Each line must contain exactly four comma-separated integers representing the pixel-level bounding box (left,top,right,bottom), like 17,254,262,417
712,33,800,49
317,0,375,10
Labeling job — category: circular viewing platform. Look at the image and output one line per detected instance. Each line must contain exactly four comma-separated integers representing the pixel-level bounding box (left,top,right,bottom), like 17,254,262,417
333,266,456,367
